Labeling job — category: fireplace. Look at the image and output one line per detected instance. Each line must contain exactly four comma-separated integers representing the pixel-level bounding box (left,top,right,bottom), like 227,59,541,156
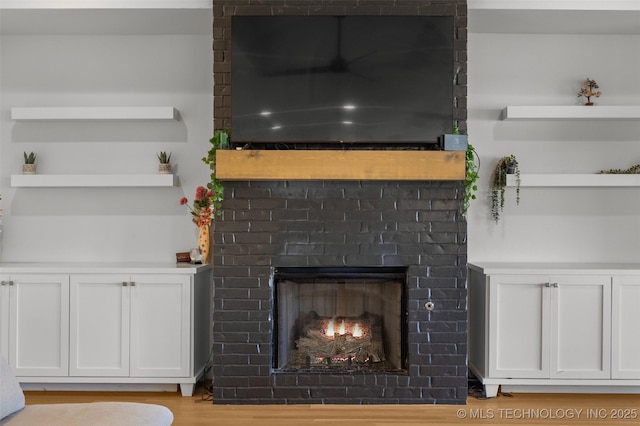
212,0,468,405
274,267,407,373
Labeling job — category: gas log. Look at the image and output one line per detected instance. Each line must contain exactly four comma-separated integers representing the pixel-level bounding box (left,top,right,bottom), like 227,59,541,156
288,311,386,367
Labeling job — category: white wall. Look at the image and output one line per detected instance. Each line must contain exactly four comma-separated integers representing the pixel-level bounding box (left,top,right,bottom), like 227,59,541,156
468,32,640,263
0,31,213,262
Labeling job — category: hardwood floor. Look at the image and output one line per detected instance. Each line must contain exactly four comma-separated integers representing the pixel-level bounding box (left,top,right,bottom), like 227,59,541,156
24,385,640,426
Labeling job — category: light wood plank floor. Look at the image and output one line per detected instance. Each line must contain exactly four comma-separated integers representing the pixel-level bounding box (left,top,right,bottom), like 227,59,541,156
24,385,640,426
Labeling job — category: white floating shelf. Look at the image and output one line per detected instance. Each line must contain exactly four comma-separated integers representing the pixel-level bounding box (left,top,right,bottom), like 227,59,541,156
0,1,212,9
11,174,176,188
11,107,178,121
502,106,640,120
507,174,640,187
469,1,640,35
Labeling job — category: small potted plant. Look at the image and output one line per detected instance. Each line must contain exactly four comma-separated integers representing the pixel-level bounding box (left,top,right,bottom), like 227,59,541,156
23,151,37,174
491,154,520,223
157,151,172,174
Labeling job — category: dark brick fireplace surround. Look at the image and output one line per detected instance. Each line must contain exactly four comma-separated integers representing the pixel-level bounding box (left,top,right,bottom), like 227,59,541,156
212,0,468,404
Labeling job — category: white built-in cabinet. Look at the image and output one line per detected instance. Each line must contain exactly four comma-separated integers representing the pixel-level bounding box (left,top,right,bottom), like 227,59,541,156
0,263,211,397
69,274,191,379
0,274,69,377
611,276,640,379
469,263,640,397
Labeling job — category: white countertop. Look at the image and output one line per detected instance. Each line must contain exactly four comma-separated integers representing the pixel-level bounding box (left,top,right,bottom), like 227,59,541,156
468,262,640,275
0,262,212,274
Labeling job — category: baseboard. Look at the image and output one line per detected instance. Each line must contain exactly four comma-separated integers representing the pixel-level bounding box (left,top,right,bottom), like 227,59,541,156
21,383,178,393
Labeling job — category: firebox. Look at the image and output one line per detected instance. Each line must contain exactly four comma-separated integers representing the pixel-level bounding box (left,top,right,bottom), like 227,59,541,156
273,267,407,373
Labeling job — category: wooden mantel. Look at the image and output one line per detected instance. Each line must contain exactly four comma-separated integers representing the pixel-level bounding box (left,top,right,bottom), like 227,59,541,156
216,150,465,181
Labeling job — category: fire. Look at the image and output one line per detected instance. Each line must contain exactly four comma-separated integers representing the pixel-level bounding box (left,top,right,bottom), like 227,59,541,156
326,318,335,337
325,317,364,338
353,323,363,337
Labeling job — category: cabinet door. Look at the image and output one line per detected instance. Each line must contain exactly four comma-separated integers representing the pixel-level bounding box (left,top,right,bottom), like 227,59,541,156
129,274,190,378
612,276,640,379
489,275,550,378
0,276,10,360
9,274,69,376
69,274,130,376
550,275,611,379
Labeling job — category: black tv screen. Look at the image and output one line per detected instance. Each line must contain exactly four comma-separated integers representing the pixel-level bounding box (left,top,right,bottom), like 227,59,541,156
231,15,454,144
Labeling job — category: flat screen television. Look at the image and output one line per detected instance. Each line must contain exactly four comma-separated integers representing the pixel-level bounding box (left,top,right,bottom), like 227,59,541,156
231,15,454,145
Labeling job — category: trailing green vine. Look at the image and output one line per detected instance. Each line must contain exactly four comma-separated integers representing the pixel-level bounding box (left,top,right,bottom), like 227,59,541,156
201,130,229,216
463,143,479,219
598,164,640,174
453,125,479,219
491,155,520,223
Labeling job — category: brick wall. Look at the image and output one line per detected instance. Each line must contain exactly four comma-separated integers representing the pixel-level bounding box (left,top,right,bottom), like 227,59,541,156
212,180,468,404
212,0,468,404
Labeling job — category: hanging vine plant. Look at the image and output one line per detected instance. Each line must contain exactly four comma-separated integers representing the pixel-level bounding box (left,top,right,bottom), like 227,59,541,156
463,143,480,219
201,130,229,216
491,155,520,223
452,125,479,219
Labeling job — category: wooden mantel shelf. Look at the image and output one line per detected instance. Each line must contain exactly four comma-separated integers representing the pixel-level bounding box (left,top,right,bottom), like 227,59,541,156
216,150,465,181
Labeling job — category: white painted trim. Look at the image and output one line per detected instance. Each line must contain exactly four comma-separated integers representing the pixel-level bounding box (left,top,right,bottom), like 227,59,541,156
502,106,640,120
468,0,640,11
10,174,176,187
0,0,212,9
506,174,640,187
469,263,640,276
0,262,210,275
11,107,177,121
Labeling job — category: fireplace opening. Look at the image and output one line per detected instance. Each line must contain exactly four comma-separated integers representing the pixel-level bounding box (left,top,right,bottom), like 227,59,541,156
272,267,407,373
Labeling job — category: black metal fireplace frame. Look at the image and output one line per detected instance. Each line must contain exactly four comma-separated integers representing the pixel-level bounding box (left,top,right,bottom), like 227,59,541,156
271,266,409,373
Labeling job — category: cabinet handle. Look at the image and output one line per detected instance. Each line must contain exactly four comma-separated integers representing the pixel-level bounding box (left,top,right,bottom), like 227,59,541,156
130,281,135,286
552,282,559,288
544,282,550,287
0,281,6,286
122,281,128,287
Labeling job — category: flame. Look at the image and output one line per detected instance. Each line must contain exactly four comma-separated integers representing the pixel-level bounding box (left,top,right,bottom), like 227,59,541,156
325,318,366,338
326,318,335,337
353,323,363,337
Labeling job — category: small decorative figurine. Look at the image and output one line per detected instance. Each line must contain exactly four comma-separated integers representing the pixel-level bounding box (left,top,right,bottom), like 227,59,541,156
577,78,601,106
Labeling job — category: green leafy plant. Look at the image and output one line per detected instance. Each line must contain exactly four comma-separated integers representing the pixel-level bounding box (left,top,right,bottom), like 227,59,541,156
453,125,479,219
23,151,37,164
156,151,172,164
491,155,520,223
598,163,640,174
463,143,479,219
201,130,229,216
